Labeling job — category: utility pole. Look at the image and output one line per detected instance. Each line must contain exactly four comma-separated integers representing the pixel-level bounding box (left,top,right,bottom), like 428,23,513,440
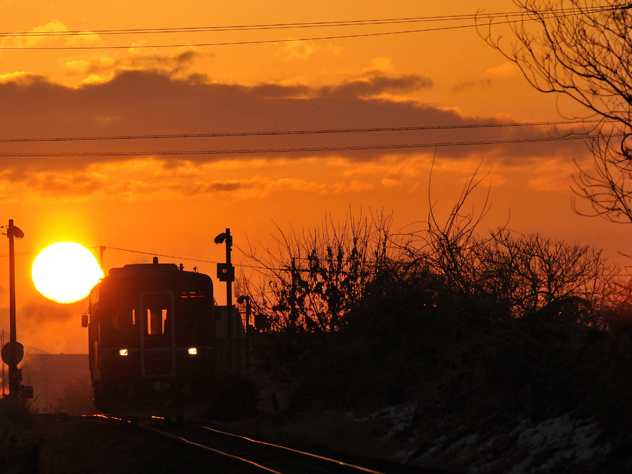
1,329,4,398
5,220,24,400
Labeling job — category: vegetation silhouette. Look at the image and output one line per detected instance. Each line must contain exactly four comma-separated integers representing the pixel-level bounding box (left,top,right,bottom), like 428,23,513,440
479,0,632,224
239,167,632,472
244,166,620,334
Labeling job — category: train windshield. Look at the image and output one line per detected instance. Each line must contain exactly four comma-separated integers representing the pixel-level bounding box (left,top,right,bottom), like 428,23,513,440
144,293,171,336
141,292,176,377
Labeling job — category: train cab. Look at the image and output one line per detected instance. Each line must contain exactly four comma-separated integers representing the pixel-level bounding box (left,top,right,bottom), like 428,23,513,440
86,258,215,417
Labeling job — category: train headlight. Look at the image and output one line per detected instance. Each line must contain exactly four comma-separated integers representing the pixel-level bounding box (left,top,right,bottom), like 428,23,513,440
188,347,197,355
119,349,129,356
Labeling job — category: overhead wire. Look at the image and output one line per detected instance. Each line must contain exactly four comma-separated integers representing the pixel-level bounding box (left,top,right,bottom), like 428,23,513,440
0,6,620,50
0,5,616,38
0,14,520,37
2,246,630,279
4,242,632,276
18,245,631,277
97,246,275,271
0,119,606,144
102,246,220,265
0,246,269,270
0,21,521,50
0,133,609,158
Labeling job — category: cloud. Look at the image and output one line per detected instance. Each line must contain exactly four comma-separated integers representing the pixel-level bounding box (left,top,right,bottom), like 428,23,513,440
62,49,210,84
320,74,433,98
452,62,521,93
381,178,402,187
166,176,352,200
0,71,48,84
0,68,590,187
0,162,378,201
0,20,99,49
183,180,255,195
250,82,311,98
526,159,576,191
363,57,395,75
331,180,374,193
25,172,106,197
277,40,316,60
486,62,521,78
452,78,493,93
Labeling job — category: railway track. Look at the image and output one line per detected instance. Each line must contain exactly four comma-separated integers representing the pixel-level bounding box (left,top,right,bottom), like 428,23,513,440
86,415,435,474
145,418,387,474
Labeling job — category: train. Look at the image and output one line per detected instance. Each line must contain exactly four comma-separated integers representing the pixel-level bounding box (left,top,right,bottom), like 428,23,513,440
83,257,216,418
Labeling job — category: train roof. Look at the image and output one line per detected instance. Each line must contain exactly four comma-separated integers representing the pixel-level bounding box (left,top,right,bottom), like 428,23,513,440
106,258,212,283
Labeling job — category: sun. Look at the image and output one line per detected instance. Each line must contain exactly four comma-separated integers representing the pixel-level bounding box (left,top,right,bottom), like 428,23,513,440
32,242,104,304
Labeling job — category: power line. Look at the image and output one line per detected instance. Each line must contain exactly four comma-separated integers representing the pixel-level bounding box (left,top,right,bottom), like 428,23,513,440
0,6,620,50
0,245,270,270
1,245,630,278
0,15,592,51
0,21,511,50
100,246,386,272
101,246,271,271
0,133,605,158
0,6,616,39
0,120,604,144
103,246,220,265
89,246,632,276
0,14,518,38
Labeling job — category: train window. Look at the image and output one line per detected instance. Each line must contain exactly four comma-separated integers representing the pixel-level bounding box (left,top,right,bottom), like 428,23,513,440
147,308,168,335
112,308,135,332
143,293,172,336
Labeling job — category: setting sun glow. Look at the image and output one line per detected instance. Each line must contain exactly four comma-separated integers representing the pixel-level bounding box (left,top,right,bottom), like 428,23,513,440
32,242,104,304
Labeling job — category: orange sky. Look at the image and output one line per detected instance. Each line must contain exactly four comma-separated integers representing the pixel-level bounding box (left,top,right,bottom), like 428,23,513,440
0,0,629,354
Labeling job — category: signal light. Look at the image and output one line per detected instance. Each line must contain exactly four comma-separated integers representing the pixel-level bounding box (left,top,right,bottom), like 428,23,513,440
188,347,197,355
119,349,129,356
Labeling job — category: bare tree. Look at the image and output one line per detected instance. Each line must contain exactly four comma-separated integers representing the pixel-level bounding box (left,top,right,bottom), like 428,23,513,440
243,165,621,331
404,165,620,321
479,0,632,222
421,165,494,297
241,211,397,332
482,230,619,319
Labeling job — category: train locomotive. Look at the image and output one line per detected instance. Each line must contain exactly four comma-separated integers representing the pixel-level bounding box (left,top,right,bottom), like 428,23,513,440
84,257,216,418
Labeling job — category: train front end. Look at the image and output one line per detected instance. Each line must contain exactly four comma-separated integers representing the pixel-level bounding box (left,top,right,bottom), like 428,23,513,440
86,259,215,417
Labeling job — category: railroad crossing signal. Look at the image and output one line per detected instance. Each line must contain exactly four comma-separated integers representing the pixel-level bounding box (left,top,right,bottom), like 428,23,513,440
217,263,235,282
1,341,24,365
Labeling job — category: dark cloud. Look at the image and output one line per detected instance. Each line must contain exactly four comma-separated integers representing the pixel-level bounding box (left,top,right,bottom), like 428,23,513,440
79,49,209,77
0,69,589,180
207,181,252,192
250,83,311,98
452,79,493,93
170,180,254,196
320,74,433,97
26,173,106,197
